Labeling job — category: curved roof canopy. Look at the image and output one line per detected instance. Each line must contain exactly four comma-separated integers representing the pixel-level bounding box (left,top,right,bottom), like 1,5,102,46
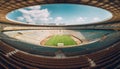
6,4,112,25
0,0,120,25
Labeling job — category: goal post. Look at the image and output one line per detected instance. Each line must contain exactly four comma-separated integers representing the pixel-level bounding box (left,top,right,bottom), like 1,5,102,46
57,43,64,47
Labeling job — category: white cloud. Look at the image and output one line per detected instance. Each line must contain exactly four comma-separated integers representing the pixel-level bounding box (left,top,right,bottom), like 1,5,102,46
76,17,85,22
17,6,101,25
18,9,29,14
17,6,52,24
55,17,63,22
54,17,63,25
16,17,24,21
93,17,100,21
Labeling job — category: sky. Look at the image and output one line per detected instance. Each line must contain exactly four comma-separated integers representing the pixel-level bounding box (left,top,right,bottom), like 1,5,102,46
6,4,112,25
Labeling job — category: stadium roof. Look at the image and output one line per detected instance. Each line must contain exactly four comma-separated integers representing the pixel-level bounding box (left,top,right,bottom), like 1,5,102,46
0,0,120,25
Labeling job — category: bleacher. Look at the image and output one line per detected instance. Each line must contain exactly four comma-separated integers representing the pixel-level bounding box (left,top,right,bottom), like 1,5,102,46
0,18,120,69
1,30,120,57
63,31,120,56
77,30,115,40
86,42,120,69
0,39,120,69
0,21,120,69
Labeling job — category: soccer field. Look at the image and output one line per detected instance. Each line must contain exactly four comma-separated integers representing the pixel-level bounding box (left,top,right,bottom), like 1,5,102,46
45,35,77,46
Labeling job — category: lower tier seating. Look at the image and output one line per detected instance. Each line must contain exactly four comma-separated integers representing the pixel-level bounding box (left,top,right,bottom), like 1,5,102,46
0,40,120,69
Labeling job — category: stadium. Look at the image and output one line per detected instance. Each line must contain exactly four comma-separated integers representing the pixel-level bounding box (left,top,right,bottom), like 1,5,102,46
0,0,120,69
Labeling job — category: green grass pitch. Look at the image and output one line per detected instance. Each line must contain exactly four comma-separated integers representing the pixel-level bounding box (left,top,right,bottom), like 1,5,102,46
45,35,77,46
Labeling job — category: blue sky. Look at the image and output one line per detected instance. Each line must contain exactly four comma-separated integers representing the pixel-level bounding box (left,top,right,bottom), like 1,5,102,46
7,4,112,25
